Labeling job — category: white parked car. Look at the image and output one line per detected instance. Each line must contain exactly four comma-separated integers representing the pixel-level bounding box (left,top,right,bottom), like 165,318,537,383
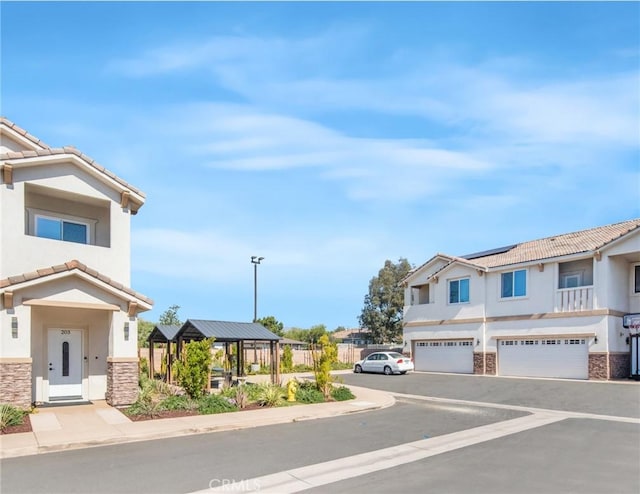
353,352,414,375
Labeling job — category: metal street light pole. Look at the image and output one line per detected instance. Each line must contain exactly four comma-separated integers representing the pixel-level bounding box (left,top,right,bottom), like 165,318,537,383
251,256,264,322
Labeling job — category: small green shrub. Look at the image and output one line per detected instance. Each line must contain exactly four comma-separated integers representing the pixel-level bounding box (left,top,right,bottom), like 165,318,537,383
159,395,196,411
174,338,214,399
244,383,264,402
331,386,355,401
198,394,238,415
234,386,249,409
139,357,150,377
295,382,324,404
257,383,285,407
0,404,26,429
126,398,161,418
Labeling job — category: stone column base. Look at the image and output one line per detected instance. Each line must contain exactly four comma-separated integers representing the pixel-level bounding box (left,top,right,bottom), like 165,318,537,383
0,359,32,409
473,352,496,375
608,352,630,379
588,353,608,380
106,359,139,406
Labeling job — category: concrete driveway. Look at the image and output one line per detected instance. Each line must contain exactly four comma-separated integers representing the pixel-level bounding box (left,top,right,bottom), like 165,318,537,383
340,371,640,418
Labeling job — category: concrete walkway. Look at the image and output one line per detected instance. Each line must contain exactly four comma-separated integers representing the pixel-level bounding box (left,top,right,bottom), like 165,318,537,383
0,373,393,459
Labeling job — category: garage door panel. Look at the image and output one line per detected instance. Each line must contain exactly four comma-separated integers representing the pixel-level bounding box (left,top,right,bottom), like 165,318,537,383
498,338,588,380
414,340,474,374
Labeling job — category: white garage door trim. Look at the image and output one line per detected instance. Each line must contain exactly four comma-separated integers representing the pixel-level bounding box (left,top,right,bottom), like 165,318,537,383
498,337,588,380
414,340,474,374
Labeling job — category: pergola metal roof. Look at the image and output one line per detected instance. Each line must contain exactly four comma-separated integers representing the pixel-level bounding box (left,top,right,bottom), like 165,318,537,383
176,319,282,343
147,324,181,343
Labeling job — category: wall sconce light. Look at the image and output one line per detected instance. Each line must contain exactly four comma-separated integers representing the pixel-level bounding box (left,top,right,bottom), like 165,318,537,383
626,337,630,345
124,322,129,341
476,339,481,346
594,336,598,344
11,317,18,338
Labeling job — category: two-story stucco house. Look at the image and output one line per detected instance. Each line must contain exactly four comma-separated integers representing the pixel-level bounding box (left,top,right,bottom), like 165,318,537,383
403,219,640,380
0,118,153,408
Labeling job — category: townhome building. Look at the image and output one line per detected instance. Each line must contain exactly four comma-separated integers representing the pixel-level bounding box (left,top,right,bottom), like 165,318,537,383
0,118,153,408
402,219,640,380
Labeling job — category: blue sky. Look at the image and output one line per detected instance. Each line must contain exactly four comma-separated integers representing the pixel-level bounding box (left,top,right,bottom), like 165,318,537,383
2,1,639,329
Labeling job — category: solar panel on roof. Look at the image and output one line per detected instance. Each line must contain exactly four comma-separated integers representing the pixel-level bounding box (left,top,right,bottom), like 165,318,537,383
461,244,517,260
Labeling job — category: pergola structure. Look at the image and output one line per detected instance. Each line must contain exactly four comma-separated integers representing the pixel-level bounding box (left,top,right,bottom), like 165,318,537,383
147,324,181,381
174,319,282,385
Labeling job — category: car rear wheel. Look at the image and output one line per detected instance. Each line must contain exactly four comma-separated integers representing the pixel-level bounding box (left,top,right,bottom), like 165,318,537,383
383,366,392,375
354,364,362,373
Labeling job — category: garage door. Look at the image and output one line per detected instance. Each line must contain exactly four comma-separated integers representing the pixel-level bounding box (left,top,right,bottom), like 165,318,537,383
498,338,588,380
413,340,474,373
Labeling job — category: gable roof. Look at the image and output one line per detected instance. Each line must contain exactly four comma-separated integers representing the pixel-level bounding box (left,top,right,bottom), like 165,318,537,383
406,219,640,283
0,259,153,308
464,219,640,268
1,117,145,211
148,324,181,343
0,117,51,150
177,319,282,342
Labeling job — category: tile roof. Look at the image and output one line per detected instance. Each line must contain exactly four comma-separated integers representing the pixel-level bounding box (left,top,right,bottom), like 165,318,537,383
1,117,145,199
0,116,51,149
0,259,153,306
461,219,640,268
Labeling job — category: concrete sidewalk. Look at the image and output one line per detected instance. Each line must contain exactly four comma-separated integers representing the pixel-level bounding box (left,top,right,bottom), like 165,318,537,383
0,374,394,459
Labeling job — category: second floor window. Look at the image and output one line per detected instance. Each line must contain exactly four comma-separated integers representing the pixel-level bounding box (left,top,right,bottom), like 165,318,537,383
449,278,469,304
501,269,527,298
635,265,640,294
35,215,89,244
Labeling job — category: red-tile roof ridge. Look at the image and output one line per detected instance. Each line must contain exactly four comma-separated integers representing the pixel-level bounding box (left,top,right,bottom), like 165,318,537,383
0,259,153,306
461,218,640,268
1,117,144,199
1,147,145,198
405,219,640,283
0,116,51,149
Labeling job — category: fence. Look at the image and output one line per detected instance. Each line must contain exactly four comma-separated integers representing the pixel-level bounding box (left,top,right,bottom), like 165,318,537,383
140,343,362,373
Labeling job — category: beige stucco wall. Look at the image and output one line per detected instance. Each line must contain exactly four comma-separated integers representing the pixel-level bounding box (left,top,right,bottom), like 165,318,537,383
0,161,131,283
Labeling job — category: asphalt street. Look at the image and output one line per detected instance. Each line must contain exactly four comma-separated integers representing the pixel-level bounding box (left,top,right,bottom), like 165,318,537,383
2,373,639,493
340,371,640,418
0,399,525,494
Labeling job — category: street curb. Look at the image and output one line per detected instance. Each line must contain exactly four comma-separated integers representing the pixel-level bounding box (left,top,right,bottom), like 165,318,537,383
0,384,395,459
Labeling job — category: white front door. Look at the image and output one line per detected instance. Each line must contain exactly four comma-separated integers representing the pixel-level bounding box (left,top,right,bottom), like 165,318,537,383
48,329,83,399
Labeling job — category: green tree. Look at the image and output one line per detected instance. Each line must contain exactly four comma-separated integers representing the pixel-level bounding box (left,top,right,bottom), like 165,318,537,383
284,327,309,342
359,258,412,344
310,334,338,399
256,316,285,337
159,305,182,326
174,338,214,399
308,324,327,344
281,345,293,373
137,318,155,348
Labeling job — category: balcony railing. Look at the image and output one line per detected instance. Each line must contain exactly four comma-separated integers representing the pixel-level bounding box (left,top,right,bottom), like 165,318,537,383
555,286,593,312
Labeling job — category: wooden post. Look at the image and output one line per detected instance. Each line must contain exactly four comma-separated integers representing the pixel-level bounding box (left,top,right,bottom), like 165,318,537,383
275,340,281,384
167,341,173,383
149,341,154,379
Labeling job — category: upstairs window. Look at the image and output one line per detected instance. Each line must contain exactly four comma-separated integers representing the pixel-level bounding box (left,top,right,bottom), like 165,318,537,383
635,265,640,294
501,269,527,298
558,259,593,288
449,278,469,304
36,215,89,244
